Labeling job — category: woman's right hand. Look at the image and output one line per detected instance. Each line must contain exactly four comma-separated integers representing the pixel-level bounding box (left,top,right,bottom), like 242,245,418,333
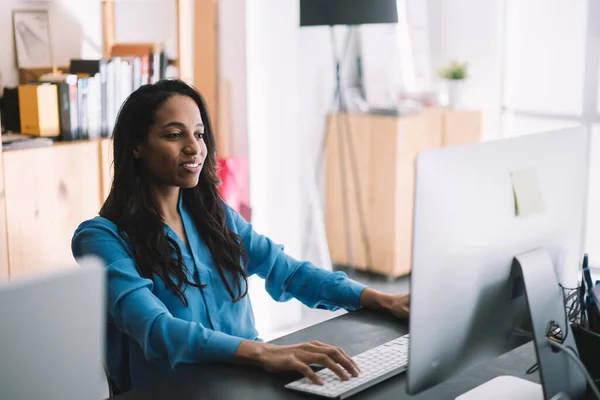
235,340,360,385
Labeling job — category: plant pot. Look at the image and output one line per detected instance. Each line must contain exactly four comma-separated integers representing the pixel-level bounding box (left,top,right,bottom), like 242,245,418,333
445,79,466,109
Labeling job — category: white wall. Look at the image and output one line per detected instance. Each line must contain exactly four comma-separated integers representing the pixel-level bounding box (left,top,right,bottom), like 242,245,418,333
297,25,348,268
114,0,178,58
0,0,179,91
246,0,304,336
218,0,250,206
0,0,102,89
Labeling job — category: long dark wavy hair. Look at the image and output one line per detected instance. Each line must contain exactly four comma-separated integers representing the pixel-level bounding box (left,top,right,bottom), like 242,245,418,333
100,79,248,306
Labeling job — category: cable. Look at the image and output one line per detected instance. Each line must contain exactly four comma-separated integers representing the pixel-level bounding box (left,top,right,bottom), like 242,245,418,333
560,283,586,326
527,285,574,374
546,338,600,399
526,363,539,375
559,285,571,344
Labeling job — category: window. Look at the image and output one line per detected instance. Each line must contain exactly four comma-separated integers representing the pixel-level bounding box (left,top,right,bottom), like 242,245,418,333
501,0,600,259
503,0,588,115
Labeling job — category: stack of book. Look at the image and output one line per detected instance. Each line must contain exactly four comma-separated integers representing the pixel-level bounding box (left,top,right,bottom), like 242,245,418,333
23,42,169,142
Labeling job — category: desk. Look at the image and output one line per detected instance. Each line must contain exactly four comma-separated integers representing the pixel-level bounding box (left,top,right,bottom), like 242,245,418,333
111,309,543,400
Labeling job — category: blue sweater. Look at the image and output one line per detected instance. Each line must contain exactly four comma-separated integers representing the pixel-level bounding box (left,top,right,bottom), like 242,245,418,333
71,199,367,392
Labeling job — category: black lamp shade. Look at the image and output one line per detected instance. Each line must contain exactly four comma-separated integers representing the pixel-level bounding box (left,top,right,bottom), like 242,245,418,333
300,0,399,27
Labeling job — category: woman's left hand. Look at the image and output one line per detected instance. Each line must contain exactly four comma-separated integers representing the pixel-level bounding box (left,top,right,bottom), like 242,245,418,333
359,289,410,319
388,293,410,319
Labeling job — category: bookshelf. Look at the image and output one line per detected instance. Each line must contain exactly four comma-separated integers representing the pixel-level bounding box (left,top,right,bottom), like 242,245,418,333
0,0,220,281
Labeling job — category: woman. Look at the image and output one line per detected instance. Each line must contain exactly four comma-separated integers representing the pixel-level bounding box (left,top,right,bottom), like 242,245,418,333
71,79,410,393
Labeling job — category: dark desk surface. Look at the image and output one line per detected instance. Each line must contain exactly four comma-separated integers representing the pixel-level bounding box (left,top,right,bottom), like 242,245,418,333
112,309,540,400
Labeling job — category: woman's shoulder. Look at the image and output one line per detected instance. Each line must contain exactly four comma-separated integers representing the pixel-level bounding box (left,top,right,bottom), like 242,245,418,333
76,215,118,231
72,216,134,262
221,202,245,230
73,215,121,242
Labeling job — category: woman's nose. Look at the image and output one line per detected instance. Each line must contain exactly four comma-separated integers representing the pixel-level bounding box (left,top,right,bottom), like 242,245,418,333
183,143,199,155
183,136,200,155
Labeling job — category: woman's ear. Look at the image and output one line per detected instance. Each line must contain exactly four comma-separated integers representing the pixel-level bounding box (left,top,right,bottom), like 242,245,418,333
133,146,141,159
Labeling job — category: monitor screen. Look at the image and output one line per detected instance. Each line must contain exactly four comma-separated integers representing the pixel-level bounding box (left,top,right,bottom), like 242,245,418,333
299,0,399,27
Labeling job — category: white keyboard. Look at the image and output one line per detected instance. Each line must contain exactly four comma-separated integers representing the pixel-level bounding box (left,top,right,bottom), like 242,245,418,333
284,334,409,399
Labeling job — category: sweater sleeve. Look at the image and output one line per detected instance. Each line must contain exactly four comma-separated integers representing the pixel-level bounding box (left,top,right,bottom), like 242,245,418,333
71,219,244,369
227,208,367,311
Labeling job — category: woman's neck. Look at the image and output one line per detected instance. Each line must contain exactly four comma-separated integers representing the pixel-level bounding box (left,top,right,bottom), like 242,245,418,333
150,185,181,222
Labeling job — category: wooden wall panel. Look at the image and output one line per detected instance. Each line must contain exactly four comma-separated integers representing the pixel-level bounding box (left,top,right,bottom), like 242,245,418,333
177,0,195,84
193,0,219,135
101,0,116,59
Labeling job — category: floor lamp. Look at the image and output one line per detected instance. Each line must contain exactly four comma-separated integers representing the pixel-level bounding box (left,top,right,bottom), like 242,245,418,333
300,0,399,272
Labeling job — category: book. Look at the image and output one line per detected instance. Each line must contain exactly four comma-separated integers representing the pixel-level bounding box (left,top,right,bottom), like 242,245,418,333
70,59,109,137
1,88,21,133
77,77,89,140
38,72,79,140
1,133,54,150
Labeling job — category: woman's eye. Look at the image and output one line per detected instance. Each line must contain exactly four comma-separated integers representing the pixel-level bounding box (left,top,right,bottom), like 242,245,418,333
166,132,182,139
195,132,205,139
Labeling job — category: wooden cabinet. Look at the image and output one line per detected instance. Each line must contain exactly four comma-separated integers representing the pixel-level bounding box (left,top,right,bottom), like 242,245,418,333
325,110,481,277
2,140,112,281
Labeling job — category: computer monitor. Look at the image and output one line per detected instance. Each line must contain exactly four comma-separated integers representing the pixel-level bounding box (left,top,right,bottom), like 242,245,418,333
0,257,107,399
407,126,590,398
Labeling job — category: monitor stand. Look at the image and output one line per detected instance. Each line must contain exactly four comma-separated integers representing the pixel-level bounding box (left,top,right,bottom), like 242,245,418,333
456,248,587,400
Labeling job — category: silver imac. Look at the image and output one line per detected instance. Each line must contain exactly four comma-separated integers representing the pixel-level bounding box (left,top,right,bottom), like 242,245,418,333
407,126,590,399
0,257,107,399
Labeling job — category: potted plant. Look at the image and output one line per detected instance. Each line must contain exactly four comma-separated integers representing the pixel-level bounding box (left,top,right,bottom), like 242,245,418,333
438,60,468,109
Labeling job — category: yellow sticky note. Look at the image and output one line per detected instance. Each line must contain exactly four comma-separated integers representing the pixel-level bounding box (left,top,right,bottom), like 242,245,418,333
511,169,545,217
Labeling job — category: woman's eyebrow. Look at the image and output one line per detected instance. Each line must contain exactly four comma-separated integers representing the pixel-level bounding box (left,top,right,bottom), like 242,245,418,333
161,122,204,129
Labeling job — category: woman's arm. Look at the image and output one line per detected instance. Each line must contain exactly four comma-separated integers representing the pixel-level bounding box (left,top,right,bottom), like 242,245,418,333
227,207,410,318
227,207,366,311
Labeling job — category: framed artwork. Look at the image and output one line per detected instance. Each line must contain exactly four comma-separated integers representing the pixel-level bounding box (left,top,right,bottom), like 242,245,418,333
12,10,53,69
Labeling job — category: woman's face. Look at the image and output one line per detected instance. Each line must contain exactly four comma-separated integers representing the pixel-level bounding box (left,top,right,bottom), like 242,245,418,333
135,94,207,189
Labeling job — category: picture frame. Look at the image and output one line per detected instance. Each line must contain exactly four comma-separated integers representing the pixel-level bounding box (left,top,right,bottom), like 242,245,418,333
12,9,53,69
